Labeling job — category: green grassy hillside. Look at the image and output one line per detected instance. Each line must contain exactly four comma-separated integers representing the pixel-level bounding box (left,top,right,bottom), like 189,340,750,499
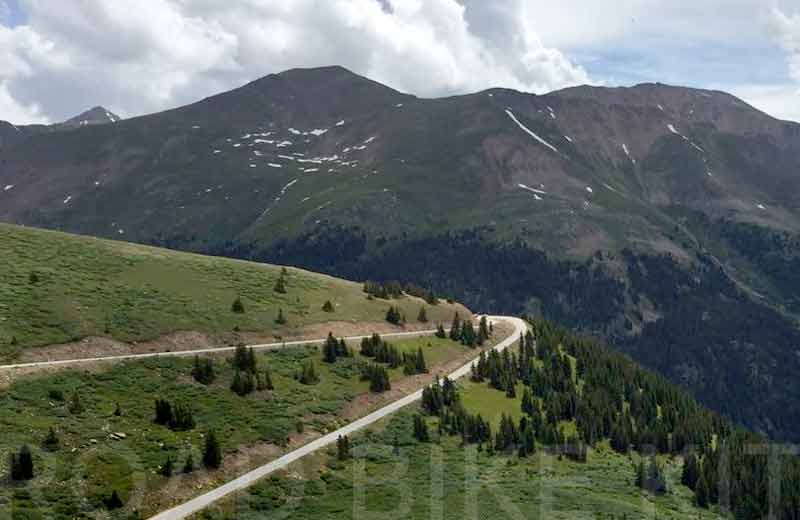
197,409,718,520
0,223,468,361
0,325,512,518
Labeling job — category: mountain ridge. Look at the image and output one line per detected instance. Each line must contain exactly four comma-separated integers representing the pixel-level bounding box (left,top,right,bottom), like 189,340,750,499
3,65,800,441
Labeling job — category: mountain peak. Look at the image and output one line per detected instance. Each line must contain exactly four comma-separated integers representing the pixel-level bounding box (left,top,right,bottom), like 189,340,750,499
60,106,121,129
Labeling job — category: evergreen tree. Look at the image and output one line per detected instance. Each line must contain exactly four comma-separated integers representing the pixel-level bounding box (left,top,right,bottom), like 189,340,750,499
183,452,195,473
386,306,402,325
521,388,535,416
362,363,391,392
336,435,351,460
296,360,320,385
231,296,245,314
460,320,476,347
154,399,173,425
263,369,274,390
9,445,34,481
413,414,430,442
323,332,339,363
435,323,446,338
322,300,334,312
505,378,516,398
477,316,490,345
695,473,710,508
415,347,427,373
192,356,216,384
274,273,287,293
114,401,123,416
43,427,59,452
160,456,174,477
169,403,196,431
337,338,350,357
681,452,700,490
68,391,84,414
275,308,287,324
105,490,124,510
417,306,428,323
203,430,223,469
449,313,462,341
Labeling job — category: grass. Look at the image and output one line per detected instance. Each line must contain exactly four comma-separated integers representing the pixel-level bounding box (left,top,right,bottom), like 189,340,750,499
0,332,490,518
197,334,726,520
197,407,725,520
0,223,468,361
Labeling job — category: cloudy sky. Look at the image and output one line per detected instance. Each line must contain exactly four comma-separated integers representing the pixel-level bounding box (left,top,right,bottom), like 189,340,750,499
1,0,799,124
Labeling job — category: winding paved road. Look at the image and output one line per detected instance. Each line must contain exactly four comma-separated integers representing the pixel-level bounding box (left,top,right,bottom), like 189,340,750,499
148,315,526,520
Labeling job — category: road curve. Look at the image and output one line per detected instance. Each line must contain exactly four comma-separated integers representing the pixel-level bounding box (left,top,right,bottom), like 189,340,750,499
0,328,446,371
148,315,526,520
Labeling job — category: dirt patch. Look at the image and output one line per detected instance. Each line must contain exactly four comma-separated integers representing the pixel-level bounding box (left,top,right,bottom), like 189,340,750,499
13,321,441,366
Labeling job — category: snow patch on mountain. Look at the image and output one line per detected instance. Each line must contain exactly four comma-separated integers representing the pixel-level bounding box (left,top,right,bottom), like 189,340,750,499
505,109,558,153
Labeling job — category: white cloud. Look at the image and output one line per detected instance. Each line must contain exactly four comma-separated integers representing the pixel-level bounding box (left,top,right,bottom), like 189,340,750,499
731,83,800,122
0,81,46,123
2,0,800,124
773,7,800,83
0,0,590,122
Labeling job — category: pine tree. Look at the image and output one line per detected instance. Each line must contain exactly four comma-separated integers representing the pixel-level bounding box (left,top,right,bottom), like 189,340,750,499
460,320,476,347
413,415,430,442
169,403,196,431
477,316,490,345
415,347,427,373
105,490,124,510
274,274,287,293
505,378,516,398
296,360,319,385
386,306,402,325
231,296,245,314
275,308,287,325
203,430,223,469
337,338,350,357
681,452,700,490
192,356,216,384
336,435,351,460
521,388,535,416
695,473,710,508
322,300,334,312
435,323,446,338
114,401,123,416
9,445,34,481
160,455,174,477
68,391,84,414
449,313,462,341
417,306,428,323
183,452,195,473
154,399,173,425
43,427,59,452
323,332,339,363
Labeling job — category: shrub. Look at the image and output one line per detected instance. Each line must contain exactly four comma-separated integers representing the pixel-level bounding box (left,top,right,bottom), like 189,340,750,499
203,430,223,469
231,296,245,314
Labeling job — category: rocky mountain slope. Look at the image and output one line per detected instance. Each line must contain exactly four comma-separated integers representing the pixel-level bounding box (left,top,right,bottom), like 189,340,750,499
2,66,800,441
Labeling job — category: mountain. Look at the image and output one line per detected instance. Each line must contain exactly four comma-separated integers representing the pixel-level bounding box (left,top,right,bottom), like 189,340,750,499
0,106,120,151
57,105,121,129
2,66,800,441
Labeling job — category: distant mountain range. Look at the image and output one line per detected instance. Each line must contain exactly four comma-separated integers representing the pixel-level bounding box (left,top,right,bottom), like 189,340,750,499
0,105,120,150
2,66,800,441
